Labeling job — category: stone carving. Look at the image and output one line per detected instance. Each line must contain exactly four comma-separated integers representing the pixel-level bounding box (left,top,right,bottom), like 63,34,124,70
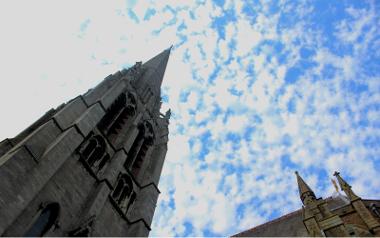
127,62,143,81
165,109,171,119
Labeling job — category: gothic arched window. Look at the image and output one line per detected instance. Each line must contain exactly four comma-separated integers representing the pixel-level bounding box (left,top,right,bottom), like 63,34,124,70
125,123,145,169
124,121,155,177
97,93,137,136
97,93,126,134
112,174,136,213
79,135,109,173
131,121,154,177
24,203,60,237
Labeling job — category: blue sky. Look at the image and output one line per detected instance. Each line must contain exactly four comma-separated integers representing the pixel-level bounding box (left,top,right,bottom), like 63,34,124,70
0,0,379,236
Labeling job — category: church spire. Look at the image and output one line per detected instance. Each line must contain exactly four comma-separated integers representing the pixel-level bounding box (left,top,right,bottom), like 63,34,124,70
295,171,316,205
138,47,172,96
333,171,360,201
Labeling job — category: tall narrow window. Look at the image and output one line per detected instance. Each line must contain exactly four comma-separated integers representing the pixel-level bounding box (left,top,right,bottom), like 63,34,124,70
112,174,136,213
131,140,150,177
131,121,154,177
125,123,145,168
79,135,109,173
97,93,137,137
24,203,60,237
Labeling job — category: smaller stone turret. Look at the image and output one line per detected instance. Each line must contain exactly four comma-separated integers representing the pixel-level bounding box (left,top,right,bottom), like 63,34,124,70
333,171,359,201
295,171,316,206
334,171,380,234
296,171,349,237
233,171,380,237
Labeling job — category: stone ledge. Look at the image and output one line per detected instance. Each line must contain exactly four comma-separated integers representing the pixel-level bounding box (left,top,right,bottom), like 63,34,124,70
0,127,83,235
12,120,62,161
74,103,105,137
99,80,127,110
53,96,88,130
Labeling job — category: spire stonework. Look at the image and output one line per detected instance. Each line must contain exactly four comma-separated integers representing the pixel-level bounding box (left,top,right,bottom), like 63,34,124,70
333,171,359,201
334,171,380,234
295,171,350,237
295,171,316,206
0,48,172,236
233,171,380,237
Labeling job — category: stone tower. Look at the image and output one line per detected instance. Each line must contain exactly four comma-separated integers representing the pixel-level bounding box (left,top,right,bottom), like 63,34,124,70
0,48,171,236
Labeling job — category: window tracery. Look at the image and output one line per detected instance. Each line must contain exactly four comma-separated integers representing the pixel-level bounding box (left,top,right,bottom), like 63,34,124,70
112,174,136,213
97,93,137,137
79,135,109,173
125,121,155,177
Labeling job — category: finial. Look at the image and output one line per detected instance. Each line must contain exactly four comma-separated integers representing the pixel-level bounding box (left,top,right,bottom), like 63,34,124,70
295,171,299,175
167,45,173,52
333,171,359,201
165,109,171,119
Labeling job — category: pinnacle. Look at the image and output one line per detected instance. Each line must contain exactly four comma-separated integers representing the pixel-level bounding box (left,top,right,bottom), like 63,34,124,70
295,171,316,202
140,48,172,95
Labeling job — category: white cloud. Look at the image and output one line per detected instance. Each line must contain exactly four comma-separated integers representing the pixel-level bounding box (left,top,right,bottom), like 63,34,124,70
1,1,380,237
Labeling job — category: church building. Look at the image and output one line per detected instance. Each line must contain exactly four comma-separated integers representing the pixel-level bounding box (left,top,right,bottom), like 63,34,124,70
0,48,171,236
233,171,380,237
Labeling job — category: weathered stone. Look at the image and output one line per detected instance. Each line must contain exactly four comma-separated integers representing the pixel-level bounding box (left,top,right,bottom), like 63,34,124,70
120,68,128,75
93,201,131,236
82,74,119,106
79,182,111,219
147,144,167,186
0,127,83,235
0,49,171,237
127,184,159,227
0,147,37,214
0,139,13,157
99,80,127,109
2,153,96,237
125,221,149,237
123,126,139,153
102,150,127,186
11,108,57,145
132,112,143,126
113,71,123,79
53,96,88,130
74,103,105,137
15,119,61,160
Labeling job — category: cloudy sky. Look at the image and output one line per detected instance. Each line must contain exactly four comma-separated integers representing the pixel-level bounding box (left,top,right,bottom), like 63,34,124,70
0,0,380,236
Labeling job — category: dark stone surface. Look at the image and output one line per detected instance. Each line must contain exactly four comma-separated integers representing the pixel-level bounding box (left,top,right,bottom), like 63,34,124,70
74,103,105,137
0,139,14,157
0,49,171,236
53,96,88,130
17,119,62,160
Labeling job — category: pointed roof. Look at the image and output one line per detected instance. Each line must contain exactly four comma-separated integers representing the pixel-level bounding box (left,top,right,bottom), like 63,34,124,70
141,46,172,95
333,171,359,200
295,171,316,202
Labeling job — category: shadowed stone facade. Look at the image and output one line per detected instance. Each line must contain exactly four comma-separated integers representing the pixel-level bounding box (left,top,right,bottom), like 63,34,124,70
0,48,171,237
233,172,380,237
